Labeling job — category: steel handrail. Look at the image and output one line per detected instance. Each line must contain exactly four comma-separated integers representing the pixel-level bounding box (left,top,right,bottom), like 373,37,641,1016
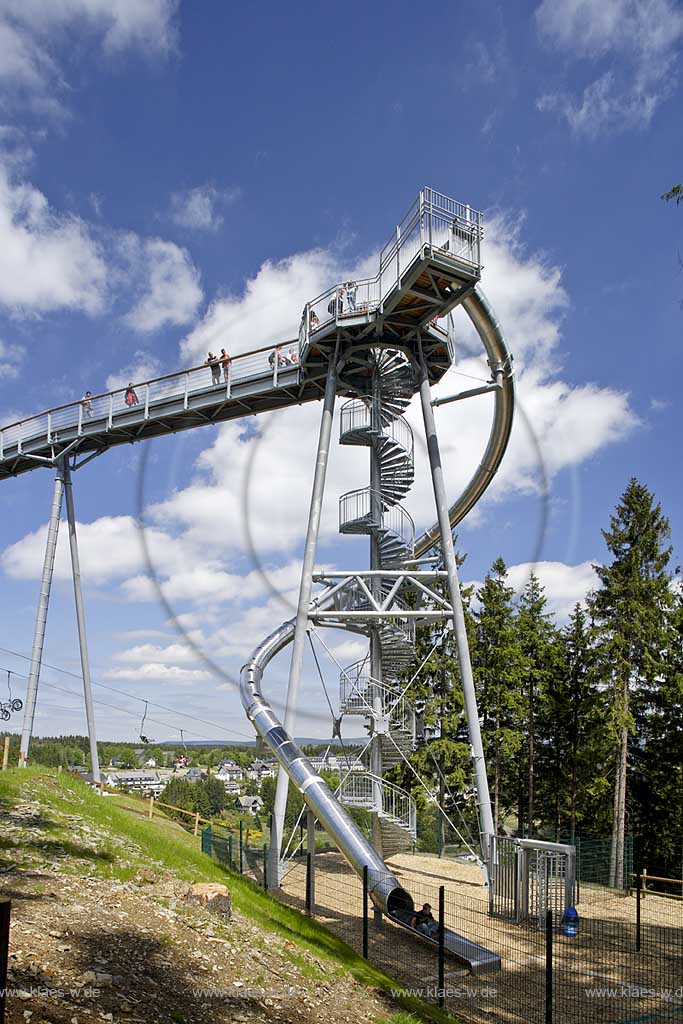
299,188,482,350
339,398,414,462
339,486,415,545
0,339,298,438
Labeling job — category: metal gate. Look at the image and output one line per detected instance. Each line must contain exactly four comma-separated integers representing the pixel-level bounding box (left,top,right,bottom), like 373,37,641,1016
490,836,576,929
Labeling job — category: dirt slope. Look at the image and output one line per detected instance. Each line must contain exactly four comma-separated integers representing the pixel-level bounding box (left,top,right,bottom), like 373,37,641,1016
0,773,423,1024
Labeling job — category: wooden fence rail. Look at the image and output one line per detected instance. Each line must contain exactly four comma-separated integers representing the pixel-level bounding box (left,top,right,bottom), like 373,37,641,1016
145,796,262,840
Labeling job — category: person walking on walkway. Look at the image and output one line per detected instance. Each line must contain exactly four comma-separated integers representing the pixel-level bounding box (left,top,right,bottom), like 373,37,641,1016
220,348,231,383
205,352,221,385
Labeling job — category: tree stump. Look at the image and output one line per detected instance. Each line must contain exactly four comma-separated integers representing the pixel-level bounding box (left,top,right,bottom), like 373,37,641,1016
185,882,232,918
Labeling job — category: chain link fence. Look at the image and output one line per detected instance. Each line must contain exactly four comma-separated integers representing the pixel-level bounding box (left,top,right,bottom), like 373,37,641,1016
201,825,682,1023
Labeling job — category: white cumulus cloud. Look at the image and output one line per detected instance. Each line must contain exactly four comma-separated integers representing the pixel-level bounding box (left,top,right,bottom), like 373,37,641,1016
123,237,203,333
505,559,598,621
0,164,107,315
105,350,160,391
535,0,683,136
103,664,211,685
0,0,178,119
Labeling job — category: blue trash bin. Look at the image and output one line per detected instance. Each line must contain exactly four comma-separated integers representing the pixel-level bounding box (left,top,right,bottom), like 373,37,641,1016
561,906,579,937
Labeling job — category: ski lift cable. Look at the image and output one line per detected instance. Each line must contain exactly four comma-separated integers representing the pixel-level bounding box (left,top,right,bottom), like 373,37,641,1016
0,665,243,748
0,645,254,742
139,701,151,744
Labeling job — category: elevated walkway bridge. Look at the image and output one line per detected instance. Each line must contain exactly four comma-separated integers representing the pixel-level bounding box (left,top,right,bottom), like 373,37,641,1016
0,188,483,480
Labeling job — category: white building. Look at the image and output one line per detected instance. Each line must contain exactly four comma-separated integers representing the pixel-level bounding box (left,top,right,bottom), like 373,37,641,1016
104,769,169,797
246,759,276,782
216,760,244,782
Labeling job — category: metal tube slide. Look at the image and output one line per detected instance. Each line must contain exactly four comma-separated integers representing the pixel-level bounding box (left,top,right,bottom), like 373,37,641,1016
240,605,500,972
240,605,412,915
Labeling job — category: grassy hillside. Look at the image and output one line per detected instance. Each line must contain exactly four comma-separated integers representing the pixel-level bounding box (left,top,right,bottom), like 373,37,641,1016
0,768,453,1024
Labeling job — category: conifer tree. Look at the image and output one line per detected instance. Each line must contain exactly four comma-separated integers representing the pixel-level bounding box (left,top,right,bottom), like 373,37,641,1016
538,604,605,840
588,479,674,887
472,558,525,833
516,573,557,836
630,568,683,875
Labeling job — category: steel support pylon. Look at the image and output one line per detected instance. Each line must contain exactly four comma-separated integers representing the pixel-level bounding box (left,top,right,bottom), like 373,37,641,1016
419,365,495,878
269,357,337,886
62,458,101,785
19,464,65,767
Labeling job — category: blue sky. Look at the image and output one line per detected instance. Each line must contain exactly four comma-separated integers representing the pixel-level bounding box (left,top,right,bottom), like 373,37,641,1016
0,0,681,746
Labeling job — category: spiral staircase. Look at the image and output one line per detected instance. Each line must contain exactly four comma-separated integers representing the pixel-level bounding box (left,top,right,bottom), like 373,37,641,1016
336,349,421,856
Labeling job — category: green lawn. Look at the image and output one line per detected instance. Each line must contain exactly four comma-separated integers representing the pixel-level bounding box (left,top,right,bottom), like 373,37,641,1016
0,768,457,1024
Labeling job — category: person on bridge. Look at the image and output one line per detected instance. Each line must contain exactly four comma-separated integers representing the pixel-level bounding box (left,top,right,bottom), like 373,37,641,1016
125,383,139,407
205,352,221,385
220,348,231,382
345,281,357,311
411,903,439,938
82,392,93,418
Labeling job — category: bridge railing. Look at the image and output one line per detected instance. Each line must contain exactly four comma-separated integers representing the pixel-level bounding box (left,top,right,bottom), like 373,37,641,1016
298,187,482,354
0,341,300,460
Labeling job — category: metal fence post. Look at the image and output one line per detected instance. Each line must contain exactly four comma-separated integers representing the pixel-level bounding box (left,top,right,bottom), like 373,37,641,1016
0,899,10,1024
305,852,312,916
438,885,445,1009
263,844,268,891
362,865,369,959
239,820,244,874
545,908,553,1024
635,872,642,952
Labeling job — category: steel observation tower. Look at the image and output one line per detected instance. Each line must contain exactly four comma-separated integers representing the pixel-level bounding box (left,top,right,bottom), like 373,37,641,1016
1,188,514,972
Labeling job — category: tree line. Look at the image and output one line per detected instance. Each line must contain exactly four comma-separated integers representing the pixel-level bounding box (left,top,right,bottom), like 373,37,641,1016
393,478,682,883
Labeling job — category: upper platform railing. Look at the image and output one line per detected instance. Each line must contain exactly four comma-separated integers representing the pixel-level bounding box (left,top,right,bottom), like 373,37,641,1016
299,187,482,349
0,341,301,463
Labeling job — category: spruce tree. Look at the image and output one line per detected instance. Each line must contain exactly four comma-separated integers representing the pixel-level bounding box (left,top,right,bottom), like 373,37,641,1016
630,568,683,875
472,558,525,833
588,478,674,887
538,604,606,840
516,573,557,836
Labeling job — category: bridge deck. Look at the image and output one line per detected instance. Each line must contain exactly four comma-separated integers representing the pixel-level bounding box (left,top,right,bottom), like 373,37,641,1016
0,187,483,479
0,347,328,479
